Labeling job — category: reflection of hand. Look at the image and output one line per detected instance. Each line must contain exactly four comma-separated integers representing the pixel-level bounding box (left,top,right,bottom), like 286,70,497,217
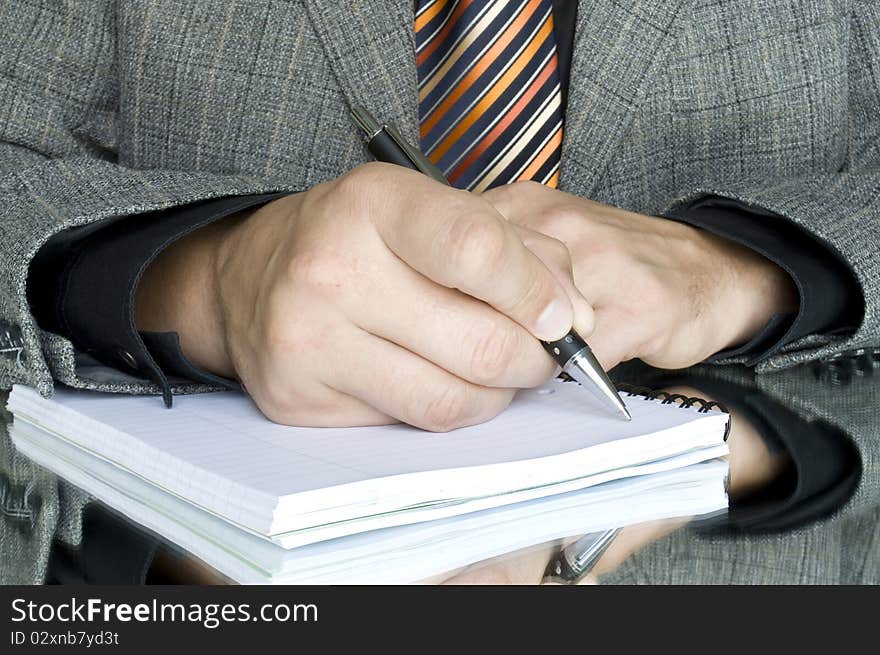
435,386,791,585
435,519,687,585
725,401,793,504
482,182,798,371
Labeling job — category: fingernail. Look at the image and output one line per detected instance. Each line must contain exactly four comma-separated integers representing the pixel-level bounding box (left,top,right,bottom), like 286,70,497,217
535,298,573,341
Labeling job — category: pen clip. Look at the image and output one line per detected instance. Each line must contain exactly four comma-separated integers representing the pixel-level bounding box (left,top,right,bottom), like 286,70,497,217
351,105,383,140
383,124,450,185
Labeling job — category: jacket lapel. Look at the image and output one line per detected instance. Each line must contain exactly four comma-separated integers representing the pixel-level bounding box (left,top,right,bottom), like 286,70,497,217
302,0,420,145
559,0,692,196
302,0,693,194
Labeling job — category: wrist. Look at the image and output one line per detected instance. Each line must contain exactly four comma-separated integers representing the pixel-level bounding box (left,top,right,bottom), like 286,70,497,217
211,194,300,380
134,215,241,378
707,231,798,350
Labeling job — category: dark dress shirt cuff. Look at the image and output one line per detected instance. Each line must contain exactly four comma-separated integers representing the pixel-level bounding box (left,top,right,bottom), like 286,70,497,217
662,196,864,365
677,375,861,533
611,366,861,533
27,193,288,405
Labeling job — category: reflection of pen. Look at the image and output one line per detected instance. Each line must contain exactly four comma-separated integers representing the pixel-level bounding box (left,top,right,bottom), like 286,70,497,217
351,106,630,421
544,528,620,583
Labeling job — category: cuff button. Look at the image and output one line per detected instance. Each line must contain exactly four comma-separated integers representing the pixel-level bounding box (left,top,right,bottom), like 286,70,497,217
118,348,139,370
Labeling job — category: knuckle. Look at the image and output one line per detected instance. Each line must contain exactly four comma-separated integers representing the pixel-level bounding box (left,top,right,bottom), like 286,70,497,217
479,183,513,211
256,372,367,427
545,235,573,271
255,384,321,427
286,248,348,298
516,179,545,191
444,213,508,279
262,318,314,367
531,204,578,237
338,161,411,199
301,179,335,206
338,161,386,192
504,179,544,200
330,163,385,211
632,269,666,312
260,296,303,356
418,385,473,433
465,320,518,385
263,316,294,355
298,185,333,223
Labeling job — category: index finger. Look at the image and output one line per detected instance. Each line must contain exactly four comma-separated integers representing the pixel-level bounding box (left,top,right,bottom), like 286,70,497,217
367,166,575,341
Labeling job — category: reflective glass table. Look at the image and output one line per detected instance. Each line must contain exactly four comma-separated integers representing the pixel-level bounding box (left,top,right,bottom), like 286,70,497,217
2,355,878,585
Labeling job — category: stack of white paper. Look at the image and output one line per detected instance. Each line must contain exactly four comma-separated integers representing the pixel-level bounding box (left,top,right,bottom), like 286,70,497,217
8,378,730,583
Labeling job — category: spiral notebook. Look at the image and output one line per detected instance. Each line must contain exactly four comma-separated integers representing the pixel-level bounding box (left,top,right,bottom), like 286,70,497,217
12,417,728,583
7,378,730,550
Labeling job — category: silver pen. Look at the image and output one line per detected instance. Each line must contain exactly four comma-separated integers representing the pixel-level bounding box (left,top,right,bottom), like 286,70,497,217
351,106,630,421
544,528,620,583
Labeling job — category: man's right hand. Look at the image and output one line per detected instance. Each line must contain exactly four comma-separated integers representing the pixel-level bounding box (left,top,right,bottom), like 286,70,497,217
135,163,593,430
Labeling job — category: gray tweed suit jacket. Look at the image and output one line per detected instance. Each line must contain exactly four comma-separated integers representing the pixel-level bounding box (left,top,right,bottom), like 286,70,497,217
1,0,879,399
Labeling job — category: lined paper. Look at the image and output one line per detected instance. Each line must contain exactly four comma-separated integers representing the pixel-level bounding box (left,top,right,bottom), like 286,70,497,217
8,378,728,538
12,418,728,584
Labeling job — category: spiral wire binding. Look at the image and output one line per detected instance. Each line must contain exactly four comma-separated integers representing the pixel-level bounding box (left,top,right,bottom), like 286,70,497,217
558,374,731,441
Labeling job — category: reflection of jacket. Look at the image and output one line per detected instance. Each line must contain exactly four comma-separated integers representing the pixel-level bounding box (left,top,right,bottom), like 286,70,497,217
1,1,879,398
0,397,85,584
5,355,878,584
604,358,880,584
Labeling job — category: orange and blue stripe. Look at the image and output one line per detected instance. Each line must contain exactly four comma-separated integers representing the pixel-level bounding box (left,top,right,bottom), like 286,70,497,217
415,0,564,191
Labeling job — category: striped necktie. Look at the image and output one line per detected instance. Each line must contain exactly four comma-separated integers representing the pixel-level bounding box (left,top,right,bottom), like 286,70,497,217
415,0,564,191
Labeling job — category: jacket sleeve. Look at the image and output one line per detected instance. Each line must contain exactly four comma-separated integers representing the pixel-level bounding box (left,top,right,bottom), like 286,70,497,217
663,0,880,373
0,0,304,399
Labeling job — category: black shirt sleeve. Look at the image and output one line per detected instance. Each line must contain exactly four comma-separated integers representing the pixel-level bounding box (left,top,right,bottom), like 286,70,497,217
609,364,861,533
725,389,861,533
663,196,864,364
27,193,287,406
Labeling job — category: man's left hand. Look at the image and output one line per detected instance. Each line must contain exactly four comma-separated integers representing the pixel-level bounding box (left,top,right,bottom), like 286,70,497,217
483,182,798,370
